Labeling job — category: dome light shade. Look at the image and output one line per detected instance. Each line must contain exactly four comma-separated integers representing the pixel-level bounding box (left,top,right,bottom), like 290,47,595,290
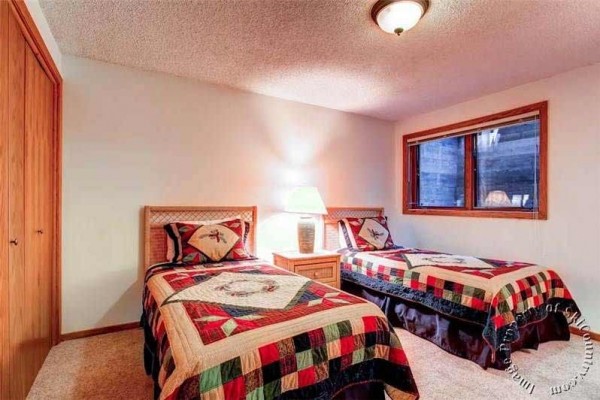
371,0,428,35
285,186,327,215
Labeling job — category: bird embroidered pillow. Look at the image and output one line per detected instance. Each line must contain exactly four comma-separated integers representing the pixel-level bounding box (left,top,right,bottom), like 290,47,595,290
339,216,396,251
164,219,254,264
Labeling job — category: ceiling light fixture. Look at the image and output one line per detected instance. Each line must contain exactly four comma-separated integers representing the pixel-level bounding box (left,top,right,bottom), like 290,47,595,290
371,0,429,36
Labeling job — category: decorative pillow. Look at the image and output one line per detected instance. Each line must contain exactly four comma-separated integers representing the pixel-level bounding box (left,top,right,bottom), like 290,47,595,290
165,216,250,262
339,216,396,251
164,219,253,264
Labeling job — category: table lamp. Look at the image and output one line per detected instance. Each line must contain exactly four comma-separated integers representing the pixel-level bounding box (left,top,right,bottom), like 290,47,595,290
285,186,327,253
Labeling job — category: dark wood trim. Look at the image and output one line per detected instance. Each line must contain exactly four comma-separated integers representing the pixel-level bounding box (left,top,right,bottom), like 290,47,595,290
570,326,600,342
402,141,410,213
9,0,62,345
404,102,547,142
537,101,548,219
404,208,545,220
409,146,418,209
464,135,474,210
402,102,548,220
60,322,140,341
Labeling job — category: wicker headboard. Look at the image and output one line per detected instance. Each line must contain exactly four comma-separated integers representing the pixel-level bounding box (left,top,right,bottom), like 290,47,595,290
143,206,258,269
323,207,384,251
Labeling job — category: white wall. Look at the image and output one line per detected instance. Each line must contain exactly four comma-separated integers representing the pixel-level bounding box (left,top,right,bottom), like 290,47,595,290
394,63,600,330
62,55,600,333
25,0,62,72
62,55,395,334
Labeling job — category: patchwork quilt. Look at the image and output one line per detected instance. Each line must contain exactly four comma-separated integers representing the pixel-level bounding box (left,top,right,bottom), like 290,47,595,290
142,259,419,400
340,248,579,352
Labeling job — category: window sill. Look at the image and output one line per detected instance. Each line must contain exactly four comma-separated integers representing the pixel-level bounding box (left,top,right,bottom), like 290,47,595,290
403,207,547,220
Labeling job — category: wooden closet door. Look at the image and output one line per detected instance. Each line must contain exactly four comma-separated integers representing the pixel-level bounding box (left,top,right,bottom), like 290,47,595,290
7,7,28,399
25,39,54,376
0,1,10,399
1,3,59,398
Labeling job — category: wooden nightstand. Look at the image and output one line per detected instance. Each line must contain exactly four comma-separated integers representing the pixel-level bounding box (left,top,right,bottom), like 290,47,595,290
273,250,341,289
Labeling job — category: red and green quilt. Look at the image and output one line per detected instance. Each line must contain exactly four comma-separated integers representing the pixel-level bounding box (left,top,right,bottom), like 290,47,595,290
340,248,579,351
142,259,419,399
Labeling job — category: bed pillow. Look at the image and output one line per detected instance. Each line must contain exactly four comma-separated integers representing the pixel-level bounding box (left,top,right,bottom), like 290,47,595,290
165,216,249,262
164,218,253,264
339,216,396,251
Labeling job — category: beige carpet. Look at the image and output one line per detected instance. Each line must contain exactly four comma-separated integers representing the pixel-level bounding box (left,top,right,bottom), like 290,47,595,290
29,328,598,399
395,329,599,400
28,329,153,400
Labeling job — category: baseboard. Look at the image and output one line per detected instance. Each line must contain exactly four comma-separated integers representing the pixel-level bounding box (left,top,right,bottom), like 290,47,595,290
569,326,600,342
60,321,140,341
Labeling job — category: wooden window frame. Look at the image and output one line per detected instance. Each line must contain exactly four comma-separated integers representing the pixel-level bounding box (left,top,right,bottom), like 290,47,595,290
402,101,548,220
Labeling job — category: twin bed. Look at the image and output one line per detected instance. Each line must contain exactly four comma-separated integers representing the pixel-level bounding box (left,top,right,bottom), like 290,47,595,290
141,206,418,400
324,207,579,369
141,205,579,399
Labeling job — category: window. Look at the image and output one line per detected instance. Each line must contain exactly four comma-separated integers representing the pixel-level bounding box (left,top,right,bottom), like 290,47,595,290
418,136,465,207
403,102,547,219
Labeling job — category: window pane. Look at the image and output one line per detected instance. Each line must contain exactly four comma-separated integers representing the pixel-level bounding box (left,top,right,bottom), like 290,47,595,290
417,136,465,207
475,119,540,209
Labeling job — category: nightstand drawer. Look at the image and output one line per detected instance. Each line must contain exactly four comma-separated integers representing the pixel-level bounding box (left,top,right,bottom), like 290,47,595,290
272,251,341,289
295,262,336,281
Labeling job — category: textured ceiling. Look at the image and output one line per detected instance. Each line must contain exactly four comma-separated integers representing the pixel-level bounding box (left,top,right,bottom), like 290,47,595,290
40,0,600,121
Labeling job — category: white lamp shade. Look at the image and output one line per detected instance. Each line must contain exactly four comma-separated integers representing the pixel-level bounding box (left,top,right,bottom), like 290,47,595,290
285,186,327,215
376,1,426,34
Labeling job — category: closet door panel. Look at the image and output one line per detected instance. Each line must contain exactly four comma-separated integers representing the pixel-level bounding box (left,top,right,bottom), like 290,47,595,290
0,2,9,399
7,8,27,399
24,44,42,378
39,62,55,361
25,43,54,372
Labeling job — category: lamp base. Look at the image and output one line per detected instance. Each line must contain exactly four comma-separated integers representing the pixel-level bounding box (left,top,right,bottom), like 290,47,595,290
297,216,315,254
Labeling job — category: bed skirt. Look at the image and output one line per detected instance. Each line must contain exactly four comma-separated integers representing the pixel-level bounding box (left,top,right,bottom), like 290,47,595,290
142,316,385,400
342,280,571,369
